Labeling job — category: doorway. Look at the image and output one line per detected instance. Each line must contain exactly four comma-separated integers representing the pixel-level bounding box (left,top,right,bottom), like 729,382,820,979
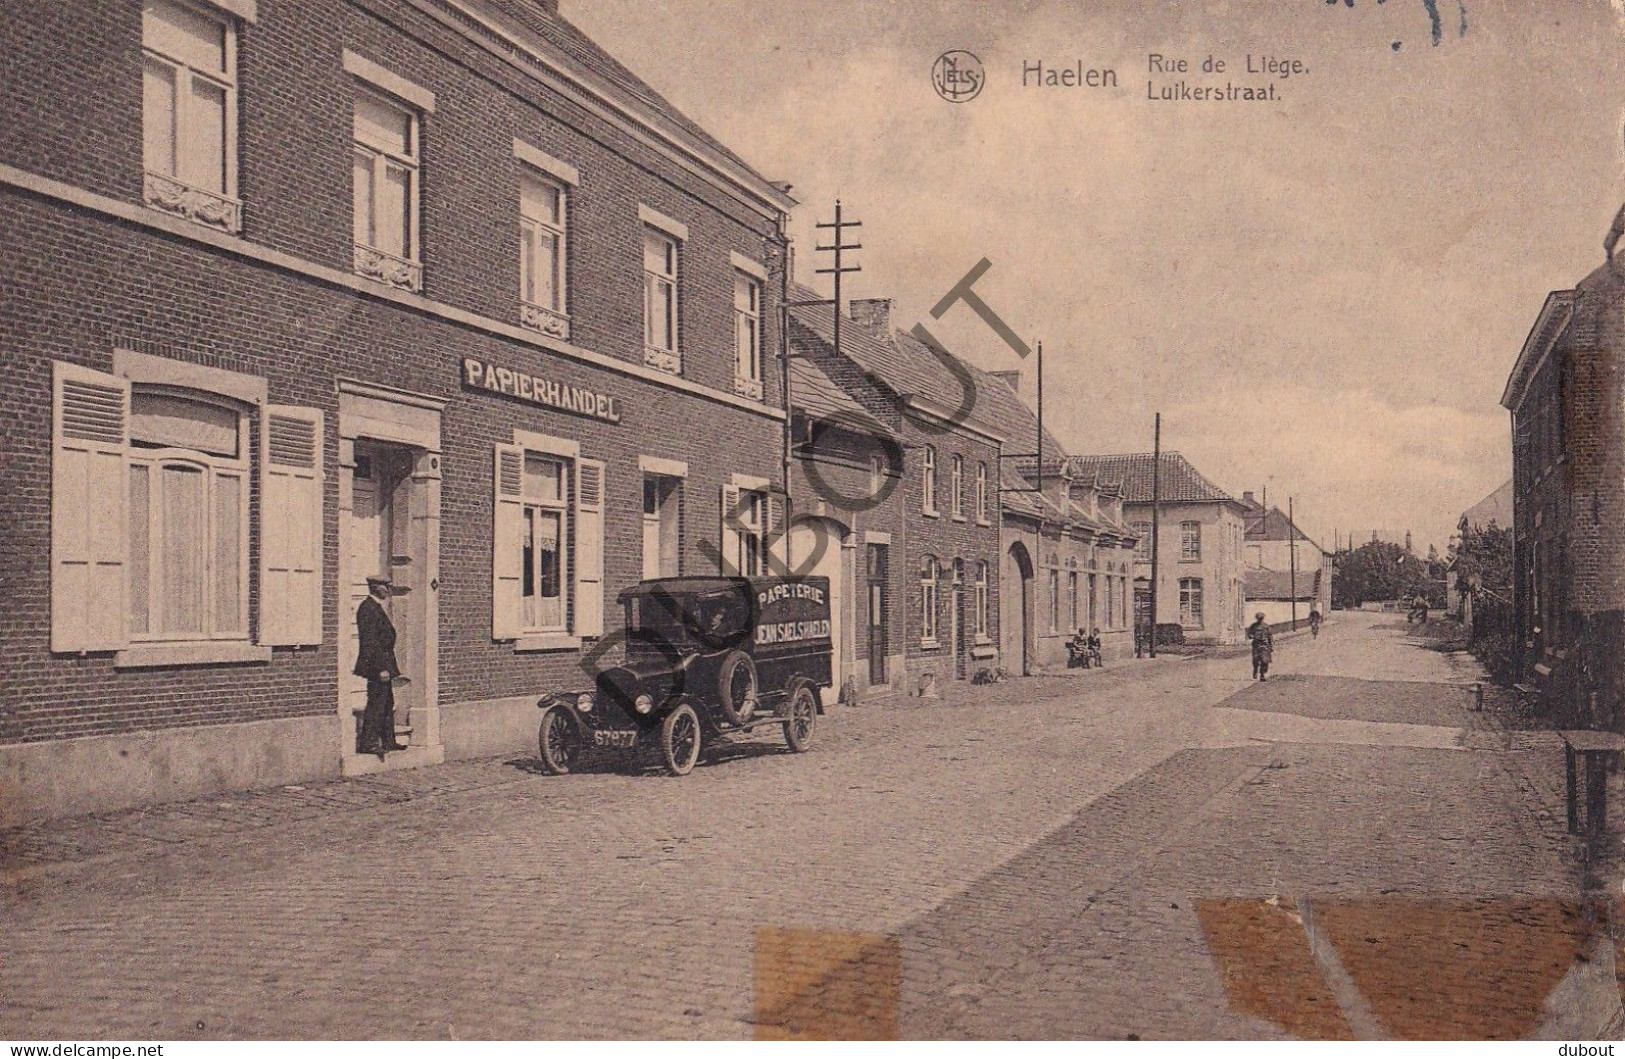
866,543,888,688
1004,542,1034,676
789,517,850,707
337,385,443,775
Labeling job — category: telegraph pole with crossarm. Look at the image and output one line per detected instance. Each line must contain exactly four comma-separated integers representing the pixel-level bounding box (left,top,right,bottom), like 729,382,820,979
815,199,863,356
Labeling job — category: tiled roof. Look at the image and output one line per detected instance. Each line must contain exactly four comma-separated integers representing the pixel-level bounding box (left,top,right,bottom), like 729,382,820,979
789,358,895,440
789,285,1001,438
1244,568,1321,601
1067,453,1235,505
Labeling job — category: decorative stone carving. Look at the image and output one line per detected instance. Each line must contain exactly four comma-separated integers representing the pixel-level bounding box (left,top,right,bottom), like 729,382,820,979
644,346,682,375
353,244,422,293
733,375,764,401
520,301,571,340
143,172,242,234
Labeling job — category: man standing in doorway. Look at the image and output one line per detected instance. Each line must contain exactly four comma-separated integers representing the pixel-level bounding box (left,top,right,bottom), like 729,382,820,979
356,574,406,759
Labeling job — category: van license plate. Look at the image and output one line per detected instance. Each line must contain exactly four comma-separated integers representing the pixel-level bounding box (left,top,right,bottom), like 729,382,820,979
594,730,637,749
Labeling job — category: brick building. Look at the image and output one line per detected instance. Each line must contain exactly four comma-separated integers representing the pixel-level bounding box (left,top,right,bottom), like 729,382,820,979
788,294,1003,692
975,372,1138,672
0,0,796,823
1070,453,1249,646
1502,255,1625,728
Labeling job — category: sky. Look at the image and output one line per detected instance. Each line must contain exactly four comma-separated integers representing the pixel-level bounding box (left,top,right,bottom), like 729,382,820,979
566,0,1625,554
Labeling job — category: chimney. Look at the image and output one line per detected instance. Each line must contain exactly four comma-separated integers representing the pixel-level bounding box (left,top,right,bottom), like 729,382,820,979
990,370,1022,393
1242,491,1255,505
848,298,892,333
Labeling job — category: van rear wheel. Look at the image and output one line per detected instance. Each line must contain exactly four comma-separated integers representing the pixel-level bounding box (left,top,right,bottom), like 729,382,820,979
783,685,817,753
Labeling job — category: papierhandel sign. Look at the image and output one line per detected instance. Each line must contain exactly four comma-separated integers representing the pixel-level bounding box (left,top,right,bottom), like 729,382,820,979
462,356,623,424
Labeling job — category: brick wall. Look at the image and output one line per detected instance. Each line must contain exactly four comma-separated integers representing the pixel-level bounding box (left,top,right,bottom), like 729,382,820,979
0,0,791,747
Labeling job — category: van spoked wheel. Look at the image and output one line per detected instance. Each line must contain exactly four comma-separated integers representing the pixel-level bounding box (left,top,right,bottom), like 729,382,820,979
537,704,580,775
715,649,759,726
660,702,701,776
783,684,817,753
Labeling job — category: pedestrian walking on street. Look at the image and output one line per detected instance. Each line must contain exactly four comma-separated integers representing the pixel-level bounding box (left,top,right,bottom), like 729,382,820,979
1248,612,1274,681
1309,602,1323,639
356,574,407,760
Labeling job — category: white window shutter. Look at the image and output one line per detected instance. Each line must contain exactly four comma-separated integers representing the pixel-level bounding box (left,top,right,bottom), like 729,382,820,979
719,484,742,576
575,458,605,638
766,490,788,574
260,406,324,646
51,362,130,653
492,444,525,641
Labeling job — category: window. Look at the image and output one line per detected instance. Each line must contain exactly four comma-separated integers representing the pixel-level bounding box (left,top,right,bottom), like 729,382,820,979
143,0,240,232
519,171,568,338
1180,520,1201,562
1179,577,1204,627
734,272,762,399
1088,574,1098,630
127,389,249,642
951,455,964,519
1106,576,1116,630
519,455,569,633
976,462,989,523
352,90,421,291
642,475,681,580
920,556,939,644
1133,522,1151,561
50,360,322,658
1068,571,1079,631
923,446,938,514
870,454,885,498
1048,568,1060,633
975,561,989,639
737,491,767,576
644,228,681,373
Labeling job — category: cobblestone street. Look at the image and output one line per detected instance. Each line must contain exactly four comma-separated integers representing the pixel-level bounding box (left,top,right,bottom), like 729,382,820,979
2,613,1614,1040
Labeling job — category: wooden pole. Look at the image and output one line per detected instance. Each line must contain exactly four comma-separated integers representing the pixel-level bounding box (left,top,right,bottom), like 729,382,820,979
1149,414,1161,658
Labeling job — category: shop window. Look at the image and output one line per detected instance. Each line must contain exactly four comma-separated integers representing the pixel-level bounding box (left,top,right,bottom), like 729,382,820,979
142,0,241,232
493,440,604,643
643,474,681,579
643,227,681,373
1180,577,1205,628
352,89,421,291
519,170,569,338
920,556,939,645
734,272,762,399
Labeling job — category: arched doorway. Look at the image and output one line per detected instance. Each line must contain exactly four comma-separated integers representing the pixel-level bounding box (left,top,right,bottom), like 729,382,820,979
1003,541,1035,676
789,516,851,706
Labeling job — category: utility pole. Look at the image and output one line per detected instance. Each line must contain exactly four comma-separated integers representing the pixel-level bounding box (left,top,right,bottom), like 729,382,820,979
1149,414,1161,658
814,199,862,356
1289,496,1299,632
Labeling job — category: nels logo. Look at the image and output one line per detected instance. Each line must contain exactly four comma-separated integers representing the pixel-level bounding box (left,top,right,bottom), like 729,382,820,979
932,50,985,103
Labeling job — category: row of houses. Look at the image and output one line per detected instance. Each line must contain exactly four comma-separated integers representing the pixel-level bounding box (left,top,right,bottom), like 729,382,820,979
0,0,1325,825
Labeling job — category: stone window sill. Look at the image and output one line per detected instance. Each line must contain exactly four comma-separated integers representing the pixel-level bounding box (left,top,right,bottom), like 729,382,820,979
520,301,572,341
970,644,998,660
922,508,940,519
515,633,581,653
115,642,272,669
919,638,941,650
354,244,422,293
144,171,242,234
644,347,683,375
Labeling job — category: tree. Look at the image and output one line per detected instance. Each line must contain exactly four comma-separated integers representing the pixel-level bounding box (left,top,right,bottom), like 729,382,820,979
1332,540,1433,609
1451,516,1513,593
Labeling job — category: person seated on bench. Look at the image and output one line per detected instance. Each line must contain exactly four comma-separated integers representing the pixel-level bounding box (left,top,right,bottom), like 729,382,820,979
1087,628,1104,668
1067,627,1093,668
